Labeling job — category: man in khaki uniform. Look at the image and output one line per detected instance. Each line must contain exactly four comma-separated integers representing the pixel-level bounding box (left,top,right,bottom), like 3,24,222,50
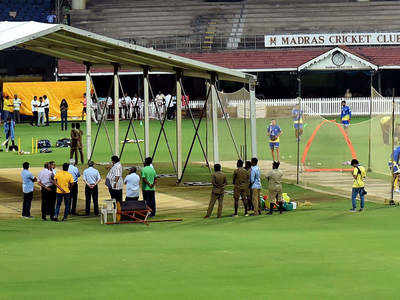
204,164,227,218
266,161,284,214
232,159,250,217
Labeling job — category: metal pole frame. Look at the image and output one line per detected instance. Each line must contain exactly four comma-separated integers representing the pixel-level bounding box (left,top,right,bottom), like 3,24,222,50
243,83,247,161
249,79,257,158
180,78,211,172
88,76,114,162
147,76,177,172
177,83,212,183
113,63,120,155
214,78,241,159
84,62,92,162
143,67,150,157
117,74,145,163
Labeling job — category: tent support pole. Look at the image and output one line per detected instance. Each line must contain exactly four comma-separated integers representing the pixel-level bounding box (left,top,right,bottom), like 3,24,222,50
176,70,183,180
113,64,120,155
249,78,257,158
211,73,219,164
143,67,150,158
85,62,92,162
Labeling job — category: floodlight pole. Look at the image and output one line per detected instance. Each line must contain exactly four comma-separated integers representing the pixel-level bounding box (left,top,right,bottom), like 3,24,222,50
176,70,183,180
143,66,150,158
84,62,92,162
249,78,257,158
211,73,219,164
113,64,120,155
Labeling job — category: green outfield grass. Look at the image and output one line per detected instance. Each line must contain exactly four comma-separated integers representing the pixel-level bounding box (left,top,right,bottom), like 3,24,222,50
1,164,399,299
1,116,391,178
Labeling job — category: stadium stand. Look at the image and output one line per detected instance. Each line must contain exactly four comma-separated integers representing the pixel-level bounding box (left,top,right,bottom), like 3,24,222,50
69,0,400,52
0,0,54,23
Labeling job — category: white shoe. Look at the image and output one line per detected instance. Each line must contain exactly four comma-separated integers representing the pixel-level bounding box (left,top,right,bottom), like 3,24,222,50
395,189,400,193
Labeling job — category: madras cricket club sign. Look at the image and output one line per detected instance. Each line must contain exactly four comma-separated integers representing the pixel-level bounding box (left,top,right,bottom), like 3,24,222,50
265,33,400,48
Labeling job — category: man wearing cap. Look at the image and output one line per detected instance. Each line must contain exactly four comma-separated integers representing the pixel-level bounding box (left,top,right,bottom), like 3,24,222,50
83,161,101,216
68,159,81,215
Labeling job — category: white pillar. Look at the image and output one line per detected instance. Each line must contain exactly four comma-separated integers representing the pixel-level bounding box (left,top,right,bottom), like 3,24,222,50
143,67,150,158
113,65,119,155
249,79,257,158
85,64,92,161
176,71,183,179
72,0,86,9
211,74,219,164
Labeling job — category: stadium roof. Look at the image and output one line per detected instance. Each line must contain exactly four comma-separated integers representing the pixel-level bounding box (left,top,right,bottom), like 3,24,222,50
0,21,255,83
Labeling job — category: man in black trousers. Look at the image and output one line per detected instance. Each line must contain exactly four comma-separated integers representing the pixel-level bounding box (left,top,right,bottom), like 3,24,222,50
82,161,101,216
37,162,56,221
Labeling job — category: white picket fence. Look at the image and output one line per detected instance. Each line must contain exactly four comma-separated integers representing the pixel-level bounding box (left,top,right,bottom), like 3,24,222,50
187,97,400,116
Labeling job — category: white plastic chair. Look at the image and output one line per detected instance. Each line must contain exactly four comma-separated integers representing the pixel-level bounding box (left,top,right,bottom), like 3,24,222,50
100,199,117,224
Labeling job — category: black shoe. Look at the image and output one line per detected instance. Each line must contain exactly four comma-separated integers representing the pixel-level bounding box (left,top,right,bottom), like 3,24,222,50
61,218,67,222
53,218,59,222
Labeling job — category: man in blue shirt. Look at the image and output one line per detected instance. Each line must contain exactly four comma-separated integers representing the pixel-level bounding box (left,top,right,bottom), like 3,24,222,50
389,146,400,193
267,119,283,162
83,161,101,216
3,116,16,152
68,159,81,215
292,102,303,141
250,157,262,216
21,162,36,218
341,100,351,130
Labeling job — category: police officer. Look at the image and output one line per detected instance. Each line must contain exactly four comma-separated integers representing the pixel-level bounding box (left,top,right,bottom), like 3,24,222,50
266,161,284,215
232,159,250,217
204,164,227,218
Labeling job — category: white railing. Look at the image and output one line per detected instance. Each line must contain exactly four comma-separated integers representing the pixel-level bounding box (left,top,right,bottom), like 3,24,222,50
187,97,400,116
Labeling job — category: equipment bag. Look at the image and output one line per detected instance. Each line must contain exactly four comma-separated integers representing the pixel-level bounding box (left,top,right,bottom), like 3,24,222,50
56,138,71,148
37,139,51,149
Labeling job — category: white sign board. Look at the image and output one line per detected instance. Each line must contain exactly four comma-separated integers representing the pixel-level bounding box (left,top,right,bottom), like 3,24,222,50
265,33,400,48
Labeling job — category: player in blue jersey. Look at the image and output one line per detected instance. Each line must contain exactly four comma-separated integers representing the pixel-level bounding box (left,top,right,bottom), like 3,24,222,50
292,102,303,141
389,145,400,193
341,100,351,131
267,119,283,162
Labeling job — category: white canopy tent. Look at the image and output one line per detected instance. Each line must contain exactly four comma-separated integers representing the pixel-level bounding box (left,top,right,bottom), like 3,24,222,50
0,21,257,179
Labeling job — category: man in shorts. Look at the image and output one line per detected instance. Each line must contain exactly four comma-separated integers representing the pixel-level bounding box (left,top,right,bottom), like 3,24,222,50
267,119,283,162
292,101,303,141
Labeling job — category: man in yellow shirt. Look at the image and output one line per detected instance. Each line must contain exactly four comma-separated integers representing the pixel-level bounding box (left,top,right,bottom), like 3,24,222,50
350,159,366,212
54,163,74,221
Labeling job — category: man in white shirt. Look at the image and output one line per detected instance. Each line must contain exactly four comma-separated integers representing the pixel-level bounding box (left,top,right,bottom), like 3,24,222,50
107,96,113,120
155,91,165,120
13,94,22,123
31,96,38,126
133,94,142,120
124,93,132,119
124,166,140,201
37,97,45,126
43,95,50,126
165,93,173,120
118,97,125,120
106,155,123,204
37,162,55,220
